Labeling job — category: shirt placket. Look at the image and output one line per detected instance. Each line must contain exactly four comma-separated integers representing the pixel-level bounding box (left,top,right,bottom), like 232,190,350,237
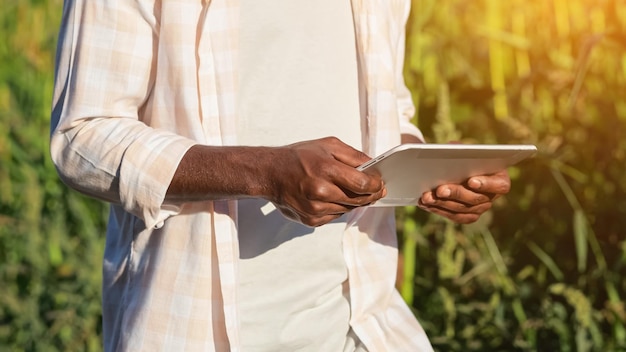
197,1,241,350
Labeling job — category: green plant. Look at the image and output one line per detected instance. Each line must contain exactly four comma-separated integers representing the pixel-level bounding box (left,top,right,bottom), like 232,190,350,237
400,0,626,350
0,1,106,350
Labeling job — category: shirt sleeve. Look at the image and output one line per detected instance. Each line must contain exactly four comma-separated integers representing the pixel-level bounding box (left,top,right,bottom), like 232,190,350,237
50,0,196,228
395,0,425,143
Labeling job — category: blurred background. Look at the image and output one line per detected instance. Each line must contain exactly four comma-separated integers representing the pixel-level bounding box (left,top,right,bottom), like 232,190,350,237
1,0,625,350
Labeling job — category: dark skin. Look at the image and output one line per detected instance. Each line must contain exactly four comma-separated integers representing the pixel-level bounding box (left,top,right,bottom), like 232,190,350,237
166,135,511,226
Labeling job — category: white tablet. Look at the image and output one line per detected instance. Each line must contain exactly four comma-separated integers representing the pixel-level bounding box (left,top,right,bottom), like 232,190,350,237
356,143,537,206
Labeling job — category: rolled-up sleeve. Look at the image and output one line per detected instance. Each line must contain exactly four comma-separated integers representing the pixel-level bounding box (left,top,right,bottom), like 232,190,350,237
50,0,196,228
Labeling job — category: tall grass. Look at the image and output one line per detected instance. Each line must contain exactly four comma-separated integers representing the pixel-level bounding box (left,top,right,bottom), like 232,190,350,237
1,1,106,350
402,0,626,350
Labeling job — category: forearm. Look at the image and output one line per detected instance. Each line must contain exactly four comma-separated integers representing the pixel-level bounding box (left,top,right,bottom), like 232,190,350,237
168,137,386,227
166,144,281,202
52,117,284,204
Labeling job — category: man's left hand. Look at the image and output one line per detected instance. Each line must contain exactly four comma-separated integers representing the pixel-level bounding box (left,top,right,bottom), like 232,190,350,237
417,169,511,224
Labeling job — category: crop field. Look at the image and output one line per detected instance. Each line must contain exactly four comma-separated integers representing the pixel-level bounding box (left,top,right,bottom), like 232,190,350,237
1,0,625,350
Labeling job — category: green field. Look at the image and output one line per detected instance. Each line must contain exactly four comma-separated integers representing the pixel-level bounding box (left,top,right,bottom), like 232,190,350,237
1,0,625,350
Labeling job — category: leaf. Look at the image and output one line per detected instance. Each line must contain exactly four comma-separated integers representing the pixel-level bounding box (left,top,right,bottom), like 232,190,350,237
528,242,564,281
400,216,418,305
573,209,588,273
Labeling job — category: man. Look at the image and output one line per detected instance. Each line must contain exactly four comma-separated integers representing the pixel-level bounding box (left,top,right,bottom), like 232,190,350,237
50,0,510,351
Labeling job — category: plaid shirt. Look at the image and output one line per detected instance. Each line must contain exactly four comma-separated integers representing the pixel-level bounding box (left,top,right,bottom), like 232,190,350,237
51,0,432,350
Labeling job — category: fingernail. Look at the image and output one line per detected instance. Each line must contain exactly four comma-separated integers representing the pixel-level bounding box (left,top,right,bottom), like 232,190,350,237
422,194,434,205
440,188,451,198
469,178,482,190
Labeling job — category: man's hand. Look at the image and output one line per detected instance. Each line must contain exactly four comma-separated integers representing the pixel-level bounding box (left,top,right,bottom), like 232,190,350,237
417,169,511,224
400,133,511,224
268,137,385,227
167,137,383,228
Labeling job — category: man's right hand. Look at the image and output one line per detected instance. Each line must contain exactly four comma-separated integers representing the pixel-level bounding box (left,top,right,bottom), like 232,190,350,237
167,137,385,228
267,137,386,227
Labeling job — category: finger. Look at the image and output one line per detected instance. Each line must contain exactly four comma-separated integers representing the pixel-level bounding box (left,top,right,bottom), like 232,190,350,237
467,169,511,195
325,162,385,196
304,180,385,207
301,213,344,227
291,202,351,227
418,204,482,224
427,185,492,206
278,205,344,227
276,202,347,227
419,193,493,214
298,197,357,216
326,138,372,167
313,138,383,194
334,185,386,207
